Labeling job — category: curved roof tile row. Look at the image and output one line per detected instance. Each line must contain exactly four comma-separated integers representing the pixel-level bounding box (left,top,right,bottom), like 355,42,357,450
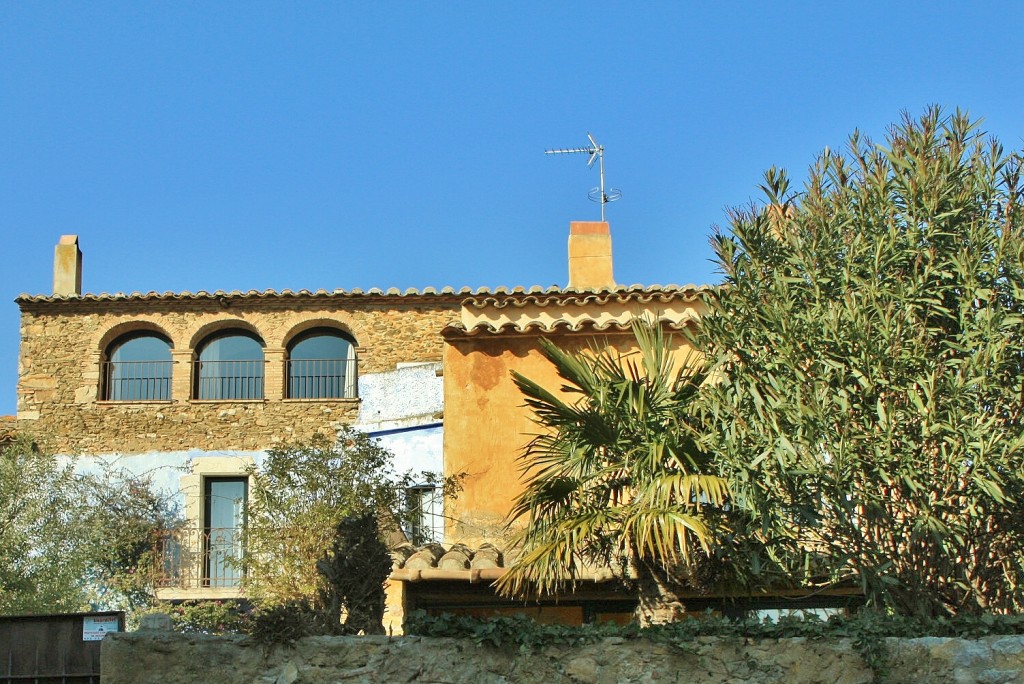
462,286,709,310
391,542,505,571
441,318,692,338
15,283,710,305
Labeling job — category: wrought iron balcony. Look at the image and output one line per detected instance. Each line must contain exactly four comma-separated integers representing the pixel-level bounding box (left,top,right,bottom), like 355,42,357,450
286,358,357,399
194,360,265,400
102,360,172,401
156,527,244,590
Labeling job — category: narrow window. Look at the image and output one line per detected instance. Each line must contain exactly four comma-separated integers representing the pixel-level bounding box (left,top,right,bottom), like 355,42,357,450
204,477,247,588
286,329,356,399
405,484,441,544
103,332,173,401
194,330,265,400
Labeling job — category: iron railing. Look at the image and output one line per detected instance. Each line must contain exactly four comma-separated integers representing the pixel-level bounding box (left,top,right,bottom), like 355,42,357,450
194,360,265,400
286,358,357,399
102,360,172,401
156,527,244,589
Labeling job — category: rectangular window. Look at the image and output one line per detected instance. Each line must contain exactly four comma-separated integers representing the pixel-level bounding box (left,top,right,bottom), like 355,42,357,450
204,477,247,588
406,485,442,544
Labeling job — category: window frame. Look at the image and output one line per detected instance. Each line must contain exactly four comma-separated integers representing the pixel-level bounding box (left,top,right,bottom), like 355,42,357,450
101,331,174,402
285,327,358,400
405,484,442,544
203,476,248,588
193,329,266,401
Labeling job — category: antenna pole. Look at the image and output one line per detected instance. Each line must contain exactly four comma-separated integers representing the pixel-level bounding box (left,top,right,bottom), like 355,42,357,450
545,132,620,221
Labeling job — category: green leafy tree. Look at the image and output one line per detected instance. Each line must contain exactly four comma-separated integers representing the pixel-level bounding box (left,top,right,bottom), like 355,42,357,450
315,512,392,634
497,322,729,624
0,435,178,614
80,463,181,611
243,429,459,612
696,107,1024,616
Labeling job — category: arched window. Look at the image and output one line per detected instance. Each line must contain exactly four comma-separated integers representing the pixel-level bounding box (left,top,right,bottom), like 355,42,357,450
286,328,357,399
103,332,173,401
194,330,265,400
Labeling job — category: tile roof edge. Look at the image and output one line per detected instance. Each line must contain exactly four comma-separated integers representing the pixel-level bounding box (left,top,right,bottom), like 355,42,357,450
16,283,714,304
442,319,692,338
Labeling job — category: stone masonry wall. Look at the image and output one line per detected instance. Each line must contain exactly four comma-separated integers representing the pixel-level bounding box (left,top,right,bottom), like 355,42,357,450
17,295,460,454
102,630,1024,684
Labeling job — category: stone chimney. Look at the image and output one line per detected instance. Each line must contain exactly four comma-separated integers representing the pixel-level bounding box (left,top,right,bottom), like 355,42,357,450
567,221,615,290
53,235,82,296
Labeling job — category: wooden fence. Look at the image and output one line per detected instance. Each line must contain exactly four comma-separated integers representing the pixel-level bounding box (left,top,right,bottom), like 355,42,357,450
0,612,123,683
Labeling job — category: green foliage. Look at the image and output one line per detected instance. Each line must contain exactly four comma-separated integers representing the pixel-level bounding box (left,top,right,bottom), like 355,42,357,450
406,608,1024,681
243,430,459,607
406,610,638,651
247,600,317,646
406,607,1024,646
0,435,178,615
80,461,181,611
498,321,729,622
696,107,1024,616
157,599,253,634
0,436,88,613
315,512,392,635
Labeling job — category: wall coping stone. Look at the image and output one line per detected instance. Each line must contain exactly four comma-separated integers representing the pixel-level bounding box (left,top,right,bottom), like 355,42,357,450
101,631,1024,684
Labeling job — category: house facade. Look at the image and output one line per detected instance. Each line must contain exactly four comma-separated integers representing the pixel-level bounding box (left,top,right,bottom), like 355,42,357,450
14,224,708,628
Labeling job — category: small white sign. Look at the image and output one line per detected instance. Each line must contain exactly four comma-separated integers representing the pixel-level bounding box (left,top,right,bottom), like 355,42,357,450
83,615,120,641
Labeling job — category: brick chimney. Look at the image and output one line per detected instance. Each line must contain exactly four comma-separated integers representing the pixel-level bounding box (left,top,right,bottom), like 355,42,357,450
567,221,615,290
53,235,82,296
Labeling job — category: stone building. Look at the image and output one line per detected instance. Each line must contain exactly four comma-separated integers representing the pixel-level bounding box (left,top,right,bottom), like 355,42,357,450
14,224,709,627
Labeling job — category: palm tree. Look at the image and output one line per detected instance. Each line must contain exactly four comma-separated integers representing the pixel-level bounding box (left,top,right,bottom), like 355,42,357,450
496,320,729,624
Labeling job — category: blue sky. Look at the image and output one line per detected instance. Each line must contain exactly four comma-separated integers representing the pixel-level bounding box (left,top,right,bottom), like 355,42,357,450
3,2,1024,416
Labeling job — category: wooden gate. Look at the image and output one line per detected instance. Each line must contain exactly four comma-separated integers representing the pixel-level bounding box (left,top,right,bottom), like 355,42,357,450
0,612,123,683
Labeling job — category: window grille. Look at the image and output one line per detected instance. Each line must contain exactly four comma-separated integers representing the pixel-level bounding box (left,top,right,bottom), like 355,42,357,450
195,360,265,400
103,360,172,401
287,357,357,399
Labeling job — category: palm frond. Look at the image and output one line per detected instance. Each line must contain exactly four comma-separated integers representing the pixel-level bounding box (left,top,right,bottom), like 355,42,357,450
501,318,729,598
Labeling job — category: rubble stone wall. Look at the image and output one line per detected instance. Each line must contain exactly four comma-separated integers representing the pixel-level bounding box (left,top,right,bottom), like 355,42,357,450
101,630,1024,684
16,296,459,454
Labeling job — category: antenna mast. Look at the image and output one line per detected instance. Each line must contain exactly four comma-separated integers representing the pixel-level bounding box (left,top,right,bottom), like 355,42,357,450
545,132,621,221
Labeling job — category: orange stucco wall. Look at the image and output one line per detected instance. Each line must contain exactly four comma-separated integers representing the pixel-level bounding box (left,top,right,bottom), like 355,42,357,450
442,324,702,552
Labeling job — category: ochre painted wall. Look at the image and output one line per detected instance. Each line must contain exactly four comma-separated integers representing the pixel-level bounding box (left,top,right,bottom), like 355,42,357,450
443,324,702,551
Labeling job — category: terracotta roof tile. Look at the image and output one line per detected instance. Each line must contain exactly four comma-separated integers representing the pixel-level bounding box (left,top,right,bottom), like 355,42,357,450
15,283,711,305
441,318,692,338
390,542,508,582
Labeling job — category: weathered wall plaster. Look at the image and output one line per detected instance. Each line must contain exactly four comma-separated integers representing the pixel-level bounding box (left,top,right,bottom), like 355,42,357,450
442,328,703,549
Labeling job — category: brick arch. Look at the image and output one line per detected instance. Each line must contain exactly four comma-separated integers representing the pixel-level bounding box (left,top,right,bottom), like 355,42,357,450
95,319,176,354
187,319,266,351
275,316,360,350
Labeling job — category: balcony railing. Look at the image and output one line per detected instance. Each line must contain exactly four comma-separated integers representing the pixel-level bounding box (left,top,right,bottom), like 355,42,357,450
102,360,172,401
156,527,244,589
194,360,265,400
287,358,357,399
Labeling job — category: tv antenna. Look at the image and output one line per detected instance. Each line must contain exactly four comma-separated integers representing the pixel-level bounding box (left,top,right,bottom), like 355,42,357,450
545,132,621,221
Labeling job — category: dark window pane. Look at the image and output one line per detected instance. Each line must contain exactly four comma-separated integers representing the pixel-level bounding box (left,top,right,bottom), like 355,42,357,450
196,332,265,400
204,477,246,588
287,331,355,399
105,333,172,401
290,334,350,360
199,334,264,362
